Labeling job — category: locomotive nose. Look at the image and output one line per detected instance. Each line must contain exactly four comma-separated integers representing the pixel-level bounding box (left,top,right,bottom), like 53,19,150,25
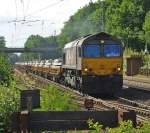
82,58,122,75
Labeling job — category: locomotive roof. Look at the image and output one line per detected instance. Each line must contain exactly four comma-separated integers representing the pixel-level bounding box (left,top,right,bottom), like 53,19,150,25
64,32,122,49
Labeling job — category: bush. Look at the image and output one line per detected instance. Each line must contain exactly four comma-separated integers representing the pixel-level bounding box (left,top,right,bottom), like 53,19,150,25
107,121,135,133
88,119,150,133
0,82,20,132
0,55,13,86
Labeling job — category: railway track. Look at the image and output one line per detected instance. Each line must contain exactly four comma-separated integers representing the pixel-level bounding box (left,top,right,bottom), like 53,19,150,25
16,69,150,123
89,96,149,122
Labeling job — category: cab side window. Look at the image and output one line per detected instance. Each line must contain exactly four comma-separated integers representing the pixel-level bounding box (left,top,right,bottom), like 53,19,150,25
78,47,81,57
63,53,66,64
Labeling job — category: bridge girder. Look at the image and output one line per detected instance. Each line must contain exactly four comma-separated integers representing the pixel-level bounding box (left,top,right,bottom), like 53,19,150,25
0,48,60,53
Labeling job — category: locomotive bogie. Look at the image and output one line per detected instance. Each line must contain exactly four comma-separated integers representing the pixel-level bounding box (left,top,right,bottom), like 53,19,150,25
62,69,81,89
82,75,123,96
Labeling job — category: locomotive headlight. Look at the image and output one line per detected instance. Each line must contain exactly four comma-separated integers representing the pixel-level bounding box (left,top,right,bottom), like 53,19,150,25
117,67,121,71
100,40,104,44
84,68,88,72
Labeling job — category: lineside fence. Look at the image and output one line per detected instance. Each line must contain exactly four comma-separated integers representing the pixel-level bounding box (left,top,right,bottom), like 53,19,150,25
12,89,136,133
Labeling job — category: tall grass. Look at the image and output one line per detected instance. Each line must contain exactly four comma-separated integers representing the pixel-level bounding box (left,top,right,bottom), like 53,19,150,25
40,85,78,111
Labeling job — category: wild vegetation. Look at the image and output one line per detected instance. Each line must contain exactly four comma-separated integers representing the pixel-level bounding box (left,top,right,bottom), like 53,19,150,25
39,85,78,111
0,36,14,86
143,10,150,46
88,119,150,133
0,83,20,132
0,36,6,48
0,36,19,132
0,55,13,86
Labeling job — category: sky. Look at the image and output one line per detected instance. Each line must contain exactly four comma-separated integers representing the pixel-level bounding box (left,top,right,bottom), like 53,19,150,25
0,0,97,48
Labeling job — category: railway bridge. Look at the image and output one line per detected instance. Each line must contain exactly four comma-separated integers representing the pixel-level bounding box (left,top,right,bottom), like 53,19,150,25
0,47,60,53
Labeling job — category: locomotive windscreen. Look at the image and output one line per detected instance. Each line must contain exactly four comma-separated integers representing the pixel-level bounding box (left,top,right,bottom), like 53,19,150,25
83,44,100,57
104,44,121,57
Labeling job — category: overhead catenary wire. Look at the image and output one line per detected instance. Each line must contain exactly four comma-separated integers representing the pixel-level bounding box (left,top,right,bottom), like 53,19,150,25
2,18,56,29
2,17,102,26
4,0,64,25
25,0,64,18
1,0,66,25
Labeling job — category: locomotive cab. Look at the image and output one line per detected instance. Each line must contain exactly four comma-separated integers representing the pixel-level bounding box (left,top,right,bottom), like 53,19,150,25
81,35,123,96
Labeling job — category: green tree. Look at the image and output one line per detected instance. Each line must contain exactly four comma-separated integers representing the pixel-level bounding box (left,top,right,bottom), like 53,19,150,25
105,0,145,50
0,55,13,86
0,84,19,132
57,2,100,47
57,0,148,50
144,0,150,12
20,35,61,61
0,36,12,86
143,10,150,48
0,36,5,48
